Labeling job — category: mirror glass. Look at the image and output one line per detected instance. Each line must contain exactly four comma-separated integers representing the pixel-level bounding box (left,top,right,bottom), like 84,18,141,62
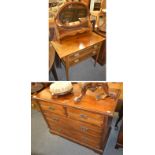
58,3,88,27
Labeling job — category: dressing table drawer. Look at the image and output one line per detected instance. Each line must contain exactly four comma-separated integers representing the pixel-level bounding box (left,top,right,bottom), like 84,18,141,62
69,50,98,66
68,44,100,61
67,107,104,127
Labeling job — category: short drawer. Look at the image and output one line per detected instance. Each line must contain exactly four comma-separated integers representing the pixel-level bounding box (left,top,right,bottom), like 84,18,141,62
39,102,65,116
45,112,63,124
67,107,104,127
49,122,71,137
47,115,74,137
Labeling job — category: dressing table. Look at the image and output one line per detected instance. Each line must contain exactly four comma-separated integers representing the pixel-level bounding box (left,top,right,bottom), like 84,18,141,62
49,2,105,80
32,83,120,154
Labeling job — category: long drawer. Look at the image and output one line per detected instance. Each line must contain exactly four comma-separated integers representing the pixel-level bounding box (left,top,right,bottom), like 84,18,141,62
39,101,66,116
45,112,103,138
69,50,98,66
65,116,103,138
48,119,102,149
68,45,98,61
45,113,103,148
68,43,101,64
67,107,104,127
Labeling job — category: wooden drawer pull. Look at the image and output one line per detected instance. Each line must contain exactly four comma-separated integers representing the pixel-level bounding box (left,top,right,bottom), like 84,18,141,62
80,126,88,132
48,106,55,111
93,51,96,54
80,114,88,119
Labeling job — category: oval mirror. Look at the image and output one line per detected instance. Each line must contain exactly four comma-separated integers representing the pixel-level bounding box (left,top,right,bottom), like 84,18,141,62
55,2,89,28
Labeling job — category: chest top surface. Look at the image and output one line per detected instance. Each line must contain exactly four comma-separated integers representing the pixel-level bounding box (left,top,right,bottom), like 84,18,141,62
33,83,120,116
51,32,105,58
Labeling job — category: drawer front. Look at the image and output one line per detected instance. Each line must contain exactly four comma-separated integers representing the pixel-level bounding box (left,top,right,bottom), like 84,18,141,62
46,113,102,138
69,50,97,66
65,127,102,149
39,102,65,116
68,43,101,61
49,121,71,137
67,107,104,127
49,120,102,149
65,117,103,138
45,113,102,149
44,112,67,126
47,115,75,139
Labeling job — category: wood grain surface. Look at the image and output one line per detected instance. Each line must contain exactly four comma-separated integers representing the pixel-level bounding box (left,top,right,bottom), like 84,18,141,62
51,32,105,58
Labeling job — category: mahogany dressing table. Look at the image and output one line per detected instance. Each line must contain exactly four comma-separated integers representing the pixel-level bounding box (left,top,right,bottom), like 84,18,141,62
49,2,105,80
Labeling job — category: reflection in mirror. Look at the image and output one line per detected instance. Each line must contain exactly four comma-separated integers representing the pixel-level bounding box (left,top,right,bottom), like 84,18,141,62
59,4,87,26
57,2,88,28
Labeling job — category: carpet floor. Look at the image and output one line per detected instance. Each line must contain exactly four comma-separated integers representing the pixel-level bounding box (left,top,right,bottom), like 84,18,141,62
31,110,123,155
49,58,106,81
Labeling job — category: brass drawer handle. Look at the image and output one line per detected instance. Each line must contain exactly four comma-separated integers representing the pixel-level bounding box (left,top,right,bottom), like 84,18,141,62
49,106,55,111
80,126,88,132
58,128,62,132
52,117,59,121
74,59,79,63
93,45,98,49
74,53,79,57
80,114,88,119
83,137,89,142
92,51,96,54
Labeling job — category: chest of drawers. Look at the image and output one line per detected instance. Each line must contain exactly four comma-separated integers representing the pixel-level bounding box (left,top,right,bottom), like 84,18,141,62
33,84,120,154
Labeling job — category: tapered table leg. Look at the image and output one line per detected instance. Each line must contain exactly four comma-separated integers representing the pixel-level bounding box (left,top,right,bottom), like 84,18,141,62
65,66,69,81
94,51,99,66
50,64,58,81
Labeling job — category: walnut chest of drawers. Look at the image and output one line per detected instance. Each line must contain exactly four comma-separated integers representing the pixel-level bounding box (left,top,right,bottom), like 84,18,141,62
33,84,120,154
50,32,105,80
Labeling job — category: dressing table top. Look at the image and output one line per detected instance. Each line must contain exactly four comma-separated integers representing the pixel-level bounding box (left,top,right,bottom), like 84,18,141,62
51,32,105,58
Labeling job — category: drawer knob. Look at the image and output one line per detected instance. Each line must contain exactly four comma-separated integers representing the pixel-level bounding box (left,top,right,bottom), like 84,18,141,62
80,114,88,119
80,126,88,132
49,106,55,111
